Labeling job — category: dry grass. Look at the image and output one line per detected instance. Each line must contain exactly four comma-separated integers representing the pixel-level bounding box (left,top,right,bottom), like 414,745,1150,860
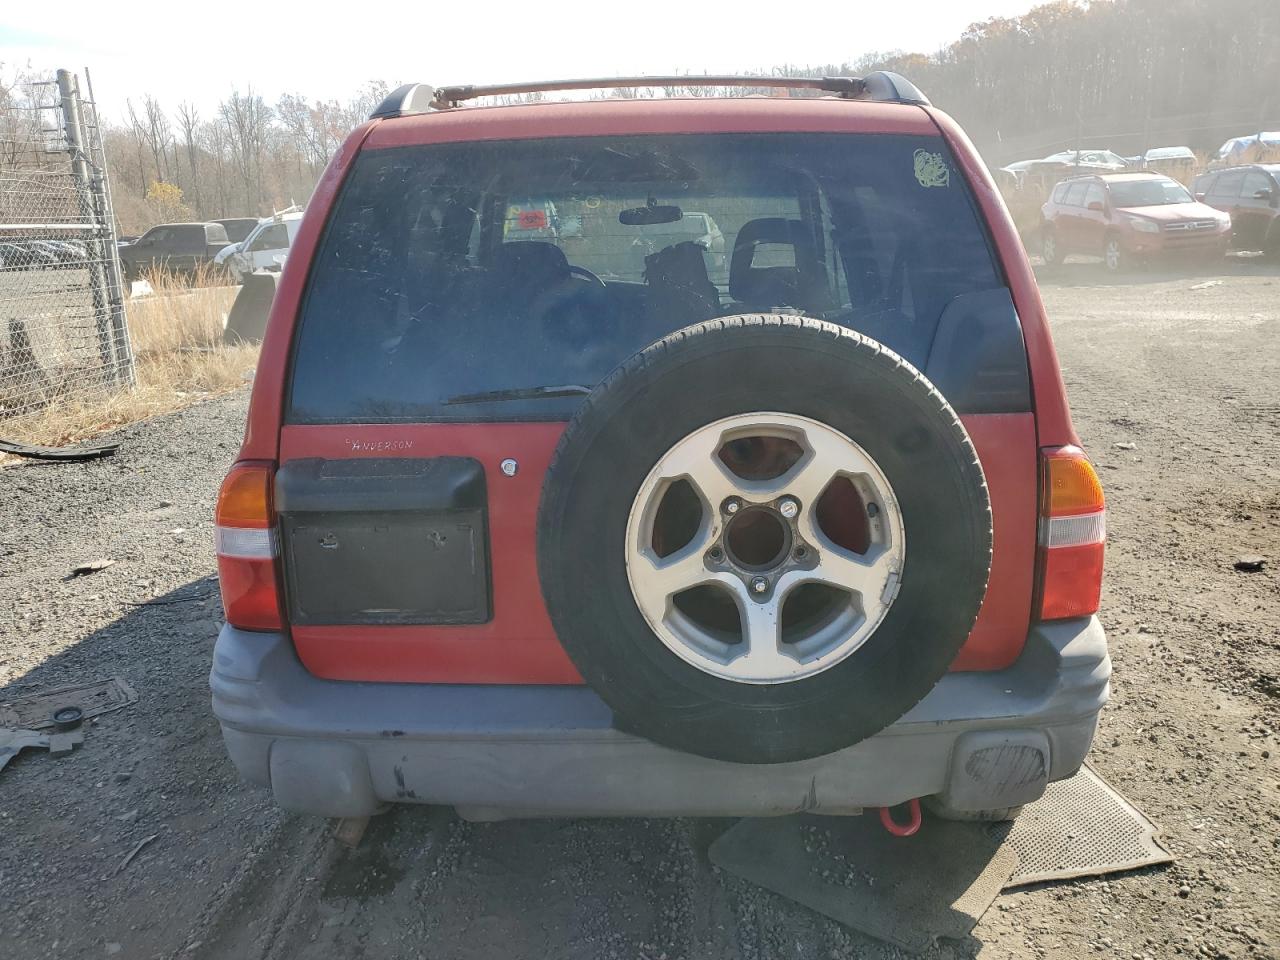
1,266,259,459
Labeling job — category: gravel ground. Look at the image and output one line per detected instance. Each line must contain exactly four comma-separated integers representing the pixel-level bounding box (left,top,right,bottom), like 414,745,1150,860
1,258,1277,960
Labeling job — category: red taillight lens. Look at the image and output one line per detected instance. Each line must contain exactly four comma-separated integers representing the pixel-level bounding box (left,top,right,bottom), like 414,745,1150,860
1035,446,1105,621
215,462,283,631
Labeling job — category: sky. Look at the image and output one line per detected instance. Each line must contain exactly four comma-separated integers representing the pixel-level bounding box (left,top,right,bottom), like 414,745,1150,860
2,0,1044,121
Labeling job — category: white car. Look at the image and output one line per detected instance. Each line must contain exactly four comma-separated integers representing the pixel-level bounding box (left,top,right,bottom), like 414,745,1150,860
216,212,304,282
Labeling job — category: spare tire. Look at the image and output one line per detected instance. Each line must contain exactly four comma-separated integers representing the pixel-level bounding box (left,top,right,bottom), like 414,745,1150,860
537,315,991,763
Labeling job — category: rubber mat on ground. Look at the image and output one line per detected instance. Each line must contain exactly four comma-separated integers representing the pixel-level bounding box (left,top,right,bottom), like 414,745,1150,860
0,678,138,730
1000,762,1172,888
709,812,1018,953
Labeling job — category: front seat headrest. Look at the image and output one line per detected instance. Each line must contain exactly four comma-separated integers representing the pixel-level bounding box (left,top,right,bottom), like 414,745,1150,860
729,218,831,313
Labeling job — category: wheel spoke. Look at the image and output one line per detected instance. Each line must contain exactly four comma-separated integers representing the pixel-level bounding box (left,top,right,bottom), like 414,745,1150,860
638,541,718,604
776,428,872,504
807,544,895,598
732,592,799,678
655,434,742,509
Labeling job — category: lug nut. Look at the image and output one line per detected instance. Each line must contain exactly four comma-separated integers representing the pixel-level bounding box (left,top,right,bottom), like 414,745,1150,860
723,498,742,515
778,497,799,519
751,577,769,595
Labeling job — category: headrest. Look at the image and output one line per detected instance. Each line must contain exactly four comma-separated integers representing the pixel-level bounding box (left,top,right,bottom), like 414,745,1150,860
729,219,829,312
494,241,570,284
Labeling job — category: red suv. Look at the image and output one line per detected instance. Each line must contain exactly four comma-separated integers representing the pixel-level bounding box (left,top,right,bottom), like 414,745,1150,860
211,74,1109,824
1040,172,1231,271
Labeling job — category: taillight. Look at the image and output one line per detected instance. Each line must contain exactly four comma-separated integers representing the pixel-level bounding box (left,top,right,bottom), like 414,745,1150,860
1034,446,1105,621
215,461,283,631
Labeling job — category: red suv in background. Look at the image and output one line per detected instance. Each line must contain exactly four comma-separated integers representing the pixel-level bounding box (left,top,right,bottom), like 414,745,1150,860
1040,172,1231,271
1193,164,1280,259
210,74,1109,825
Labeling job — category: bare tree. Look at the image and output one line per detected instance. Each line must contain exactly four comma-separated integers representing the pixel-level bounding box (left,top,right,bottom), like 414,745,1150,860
176,102,203,212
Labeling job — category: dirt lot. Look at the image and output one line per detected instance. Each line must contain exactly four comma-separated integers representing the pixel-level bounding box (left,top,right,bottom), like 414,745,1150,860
1,258,1277,960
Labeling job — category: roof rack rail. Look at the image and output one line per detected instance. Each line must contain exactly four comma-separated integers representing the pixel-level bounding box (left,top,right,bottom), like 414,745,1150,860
368,71,928,119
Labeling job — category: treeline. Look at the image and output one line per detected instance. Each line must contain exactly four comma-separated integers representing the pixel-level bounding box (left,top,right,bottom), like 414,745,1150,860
795,0,1279,163
103,82,391,233
10,0,1277,234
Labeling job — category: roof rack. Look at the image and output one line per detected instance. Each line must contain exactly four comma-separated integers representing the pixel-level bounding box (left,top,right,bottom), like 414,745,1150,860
369,71,929,119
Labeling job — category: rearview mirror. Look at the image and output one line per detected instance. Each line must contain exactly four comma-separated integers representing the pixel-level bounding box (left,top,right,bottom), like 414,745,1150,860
620,205,683,226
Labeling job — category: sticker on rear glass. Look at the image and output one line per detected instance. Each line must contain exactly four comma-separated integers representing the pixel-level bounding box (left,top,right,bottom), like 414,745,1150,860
913,149,950,188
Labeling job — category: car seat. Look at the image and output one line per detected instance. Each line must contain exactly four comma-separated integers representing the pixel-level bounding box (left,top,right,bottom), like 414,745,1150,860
643,240,720,331
728,218,833,315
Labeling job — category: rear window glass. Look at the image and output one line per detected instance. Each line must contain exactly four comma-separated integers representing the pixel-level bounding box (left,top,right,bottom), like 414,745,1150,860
289,133,1002,424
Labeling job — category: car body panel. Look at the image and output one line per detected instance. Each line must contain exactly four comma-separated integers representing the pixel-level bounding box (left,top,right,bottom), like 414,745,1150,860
278,409,1036,681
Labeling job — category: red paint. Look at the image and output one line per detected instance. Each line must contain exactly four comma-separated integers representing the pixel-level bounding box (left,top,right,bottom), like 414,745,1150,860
280,423,581,684
879,798,923,837
366,98,937,152
952,413,1038,671
279,413,1035,683
926,108,1079,450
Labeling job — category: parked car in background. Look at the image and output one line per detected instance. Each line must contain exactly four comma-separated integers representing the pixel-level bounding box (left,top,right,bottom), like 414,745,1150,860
629,211,727,274
1040,172,1231,271
1140,146,1196,185
1193,164,1280,259
1040,148,1130,170
216,212,303,282
117,222,231,280
214,218,261,245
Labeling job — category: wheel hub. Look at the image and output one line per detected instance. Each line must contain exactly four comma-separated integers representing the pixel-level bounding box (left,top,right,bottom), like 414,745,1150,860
624,412,906,684
724,505,792,571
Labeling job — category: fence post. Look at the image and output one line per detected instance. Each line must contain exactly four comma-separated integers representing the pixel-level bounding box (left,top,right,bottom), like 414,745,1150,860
57,69,132,386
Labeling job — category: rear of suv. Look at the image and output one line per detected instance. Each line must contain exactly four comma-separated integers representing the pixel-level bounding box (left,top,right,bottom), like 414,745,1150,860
211,74,1110,822
1039,172,1231,271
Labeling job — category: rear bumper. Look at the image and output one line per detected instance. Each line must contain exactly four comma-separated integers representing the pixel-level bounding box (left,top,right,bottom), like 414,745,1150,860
210,618,1110,819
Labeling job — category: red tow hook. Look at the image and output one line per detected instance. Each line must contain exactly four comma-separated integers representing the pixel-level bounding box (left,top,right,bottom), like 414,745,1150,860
878,798,923,837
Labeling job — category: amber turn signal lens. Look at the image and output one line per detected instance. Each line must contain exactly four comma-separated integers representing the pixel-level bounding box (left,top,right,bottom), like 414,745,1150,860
1041,447,1105,517
216,461,273,528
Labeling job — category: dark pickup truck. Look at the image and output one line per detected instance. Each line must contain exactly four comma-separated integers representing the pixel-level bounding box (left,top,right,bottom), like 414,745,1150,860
117,222,231,280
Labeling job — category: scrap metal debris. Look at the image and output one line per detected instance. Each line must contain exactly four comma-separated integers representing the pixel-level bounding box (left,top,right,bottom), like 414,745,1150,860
113,834,159,876
67,559,116,579
0,727,84,774
1189,280,1223,290
1234,555,1266,572
0,438,118,461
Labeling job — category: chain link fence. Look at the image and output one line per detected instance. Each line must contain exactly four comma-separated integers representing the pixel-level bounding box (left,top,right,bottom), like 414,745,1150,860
1,69,132,423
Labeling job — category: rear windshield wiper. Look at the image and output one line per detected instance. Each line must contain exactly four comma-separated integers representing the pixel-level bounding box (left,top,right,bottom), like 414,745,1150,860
443,384,592,405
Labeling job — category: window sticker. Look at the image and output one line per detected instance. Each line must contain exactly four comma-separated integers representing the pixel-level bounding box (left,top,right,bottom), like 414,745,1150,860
914,149,951,188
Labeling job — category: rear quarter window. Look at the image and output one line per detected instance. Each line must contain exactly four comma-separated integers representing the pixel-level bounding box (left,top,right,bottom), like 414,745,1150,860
204,224,230,244
288,132,1011,424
